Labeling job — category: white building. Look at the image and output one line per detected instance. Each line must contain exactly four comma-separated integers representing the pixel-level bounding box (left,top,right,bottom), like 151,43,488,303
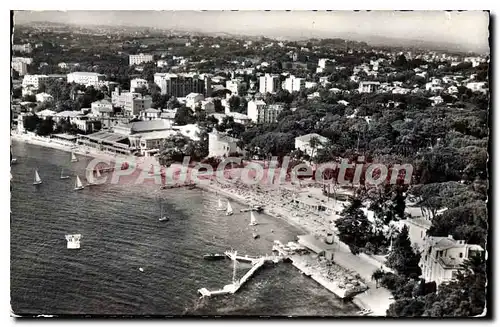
227,112,252,126
466,82,488,94
12,61,28,76
22,75,49,89
67,72,106,87
157,60,169,68
226,78,246,96
247,100,283,124
294,133,329,157
284,75,305,93
429,96,444,106
112,89,152,116
91,99,114,117
420,235,484,286
208,130,241,157
247,99,266,123
259,74,281,94
13,44,33,53
316,58,335,73
186,92,205,110
129,54,154,66
305,81,318,89
200,99,215,113
130,78,149,92
358,81,380,93
36,92,53,103
12,57,33,65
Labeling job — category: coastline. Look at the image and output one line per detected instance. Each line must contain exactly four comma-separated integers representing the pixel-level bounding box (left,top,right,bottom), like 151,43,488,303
12,133,393,316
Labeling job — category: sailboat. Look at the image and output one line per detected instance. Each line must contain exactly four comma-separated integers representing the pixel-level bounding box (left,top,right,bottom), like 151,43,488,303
60,168,70,179
71,152,78,163
249,211,258,226
226,201,234,216
159,198,169,222
33,169,42,185
88,168,102,186
74,175,84,191
216,198,225,211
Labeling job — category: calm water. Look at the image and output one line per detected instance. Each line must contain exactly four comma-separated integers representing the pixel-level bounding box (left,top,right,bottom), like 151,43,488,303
10,141,359,316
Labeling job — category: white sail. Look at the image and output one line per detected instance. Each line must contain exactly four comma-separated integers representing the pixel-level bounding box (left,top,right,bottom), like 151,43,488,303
226,201,233,215
218,198,223,209
75,175,84,189
34,170,42,184
249,212,258,226
71,152,78,162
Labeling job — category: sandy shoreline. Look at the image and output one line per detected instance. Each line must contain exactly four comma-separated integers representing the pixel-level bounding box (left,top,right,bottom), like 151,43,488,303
12,133,393,316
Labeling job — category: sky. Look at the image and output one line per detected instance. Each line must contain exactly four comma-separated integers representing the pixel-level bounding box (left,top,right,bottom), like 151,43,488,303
13,11,490,52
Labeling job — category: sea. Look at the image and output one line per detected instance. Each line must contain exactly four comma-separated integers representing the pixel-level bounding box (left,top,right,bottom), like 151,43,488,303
10,140,359,316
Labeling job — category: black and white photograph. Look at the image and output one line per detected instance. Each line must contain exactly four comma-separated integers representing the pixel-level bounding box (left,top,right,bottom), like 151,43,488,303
9,9,490,318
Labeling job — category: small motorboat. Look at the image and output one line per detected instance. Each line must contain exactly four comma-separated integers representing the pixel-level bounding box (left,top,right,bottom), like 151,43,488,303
139,267,144,272
11,158,17,165
203,253,226,261
158,198,169,222
60,168,70,180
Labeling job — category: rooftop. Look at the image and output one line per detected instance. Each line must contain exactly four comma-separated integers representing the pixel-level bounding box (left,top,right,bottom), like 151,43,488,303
295,133,329,143
297,234,336,254
82,130,129,144
130,119,171,133
68,72,106,77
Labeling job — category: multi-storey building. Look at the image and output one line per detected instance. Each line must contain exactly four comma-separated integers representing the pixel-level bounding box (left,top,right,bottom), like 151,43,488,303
112,89,152,116
154,73,212,97
67,72,106,87
129,54,154,66
130,78,149,92
225,78,247,96
247,100,283,124
208,130,241,157
316,58,335,73
12,57,33,65
420,235,484,286
12,61,28,76
22,74,49,89
284,75,305,93
91,99,114,117
358,81,380,93
259,73,281,94
12,44,33,53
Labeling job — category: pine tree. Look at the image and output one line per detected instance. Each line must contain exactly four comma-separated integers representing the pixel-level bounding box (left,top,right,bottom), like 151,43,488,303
386,225,422,277
335,196,372,255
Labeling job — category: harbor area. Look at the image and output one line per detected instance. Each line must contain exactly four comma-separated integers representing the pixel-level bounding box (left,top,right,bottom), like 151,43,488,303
198,234,370,311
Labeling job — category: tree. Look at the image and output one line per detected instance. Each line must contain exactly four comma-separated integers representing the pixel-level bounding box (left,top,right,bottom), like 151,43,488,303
228,95,241,111
334,196,373,255
308,136,322,162
35,117,54,136
23,114,42,132
371,268,385,288
167,97,181,109
385,225,421,277
22,94,36,102
174,107,195,125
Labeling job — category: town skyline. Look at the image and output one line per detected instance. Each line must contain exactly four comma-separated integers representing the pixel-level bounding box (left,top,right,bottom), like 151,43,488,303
14,11,490,53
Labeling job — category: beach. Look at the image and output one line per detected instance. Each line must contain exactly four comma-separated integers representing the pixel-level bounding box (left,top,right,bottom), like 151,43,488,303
11,133,394,316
